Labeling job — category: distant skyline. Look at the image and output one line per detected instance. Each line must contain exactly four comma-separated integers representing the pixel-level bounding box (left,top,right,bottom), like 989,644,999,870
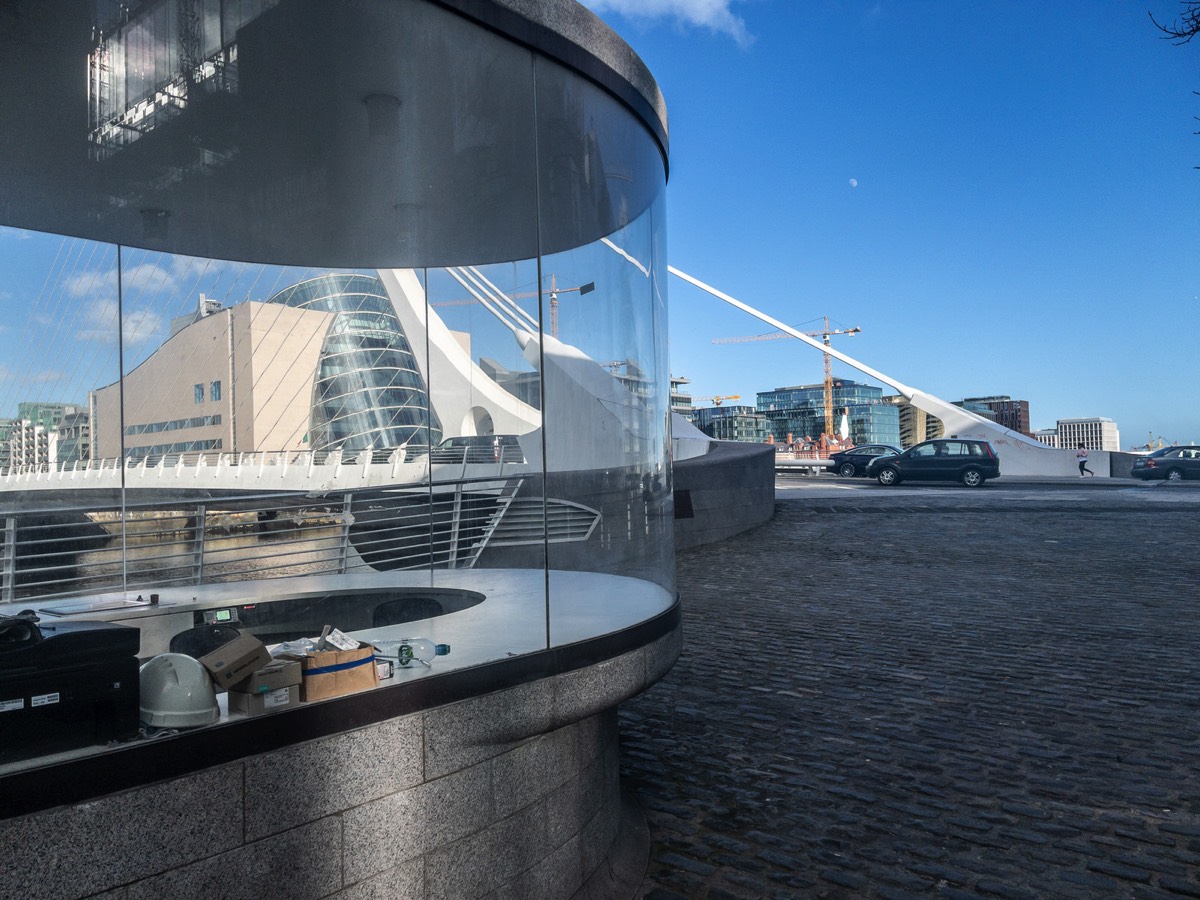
582,1,1200,448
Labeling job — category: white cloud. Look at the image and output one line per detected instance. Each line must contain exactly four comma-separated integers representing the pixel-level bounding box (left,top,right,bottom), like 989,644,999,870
61,261,175,299
75,297,164,345
584,0,753,47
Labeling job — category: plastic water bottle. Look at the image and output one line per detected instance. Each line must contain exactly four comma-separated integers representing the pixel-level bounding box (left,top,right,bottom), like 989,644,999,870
375,637,450,668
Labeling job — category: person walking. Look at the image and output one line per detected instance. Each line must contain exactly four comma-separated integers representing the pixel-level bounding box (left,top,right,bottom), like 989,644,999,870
1076,442,1095,477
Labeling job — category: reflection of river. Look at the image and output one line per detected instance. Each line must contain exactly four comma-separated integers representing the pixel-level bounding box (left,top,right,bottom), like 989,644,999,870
73,526,353,593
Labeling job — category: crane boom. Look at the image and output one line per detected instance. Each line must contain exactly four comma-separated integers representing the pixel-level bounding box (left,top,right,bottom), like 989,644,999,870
713,319,861,437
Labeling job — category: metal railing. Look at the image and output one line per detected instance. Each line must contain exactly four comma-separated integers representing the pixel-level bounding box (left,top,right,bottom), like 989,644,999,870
0,473,598,606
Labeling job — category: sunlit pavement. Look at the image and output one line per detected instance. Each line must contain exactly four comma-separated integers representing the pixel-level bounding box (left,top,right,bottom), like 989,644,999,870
620,478,1200,898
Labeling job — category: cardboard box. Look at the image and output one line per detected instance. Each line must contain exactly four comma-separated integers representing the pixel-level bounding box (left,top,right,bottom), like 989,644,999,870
290,642,377,702
228,685,299,716
230,659,302,694
199,633,272,691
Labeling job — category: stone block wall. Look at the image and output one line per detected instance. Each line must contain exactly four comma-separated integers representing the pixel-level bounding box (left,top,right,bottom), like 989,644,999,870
674,441,775,550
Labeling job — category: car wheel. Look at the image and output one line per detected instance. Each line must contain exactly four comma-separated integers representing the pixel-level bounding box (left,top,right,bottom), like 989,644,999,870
961,468,984,488
877,467,899,486
838,462,857,478
1167,468,1184,482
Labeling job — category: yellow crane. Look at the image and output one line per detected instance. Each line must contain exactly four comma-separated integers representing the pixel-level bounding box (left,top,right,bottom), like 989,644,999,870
694,395,741,407
713,317,861,438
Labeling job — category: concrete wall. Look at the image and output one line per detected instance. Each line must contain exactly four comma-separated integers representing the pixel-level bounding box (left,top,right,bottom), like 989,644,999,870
1108,451,1139,479
674,441,775,550
0,627,680,900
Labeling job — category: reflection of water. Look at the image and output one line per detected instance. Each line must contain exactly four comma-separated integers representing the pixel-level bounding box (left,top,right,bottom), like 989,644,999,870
72,526,351,593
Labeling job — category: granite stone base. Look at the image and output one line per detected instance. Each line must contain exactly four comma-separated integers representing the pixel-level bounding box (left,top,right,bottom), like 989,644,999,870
0,627,680,900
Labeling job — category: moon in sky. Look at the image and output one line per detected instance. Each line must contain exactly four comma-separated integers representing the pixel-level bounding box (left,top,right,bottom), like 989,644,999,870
849,178,858,188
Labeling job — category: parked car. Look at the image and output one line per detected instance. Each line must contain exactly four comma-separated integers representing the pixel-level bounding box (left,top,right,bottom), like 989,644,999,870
866,438,1000,487
1130,446,1200,482
828,444,901,477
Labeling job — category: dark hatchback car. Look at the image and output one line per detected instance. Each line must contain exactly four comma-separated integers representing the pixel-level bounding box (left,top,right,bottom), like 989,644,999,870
828,444,901,477
867,438,1000,487
1130,446,1200,482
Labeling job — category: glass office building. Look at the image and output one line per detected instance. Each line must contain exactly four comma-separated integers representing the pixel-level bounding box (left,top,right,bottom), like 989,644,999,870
691,405,772,443
268,273,443,452
758,380,902,445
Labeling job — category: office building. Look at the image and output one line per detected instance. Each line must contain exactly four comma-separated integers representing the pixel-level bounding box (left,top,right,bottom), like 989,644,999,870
691,405,772,443
91,274,441,459
959,395,1031,436
1032,428,1059,448
758,380,901,446
670,375,694,414
884,395,943,447
1056,417,1121,451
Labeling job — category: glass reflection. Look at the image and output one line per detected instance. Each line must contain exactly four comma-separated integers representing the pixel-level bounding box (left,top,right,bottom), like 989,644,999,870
268,273,441,452
0,0,673,776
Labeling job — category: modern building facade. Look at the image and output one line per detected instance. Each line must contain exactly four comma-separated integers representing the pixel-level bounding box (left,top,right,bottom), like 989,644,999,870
1056,417,1121,451
670,374,694,414
885,395,944,447
758,380,901,446
1032,428,1060,448
690,405,772,443
93,273,445,460
91,298,334,459
0,402,88,468
958,396,1031,436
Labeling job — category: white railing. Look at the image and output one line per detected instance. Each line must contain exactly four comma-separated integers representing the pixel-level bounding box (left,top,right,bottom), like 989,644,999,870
0,448,528,493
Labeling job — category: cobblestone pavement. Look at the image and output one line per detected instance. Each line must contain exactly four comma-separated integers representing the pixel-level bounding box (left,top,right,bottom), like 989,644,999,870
619,483,1200,898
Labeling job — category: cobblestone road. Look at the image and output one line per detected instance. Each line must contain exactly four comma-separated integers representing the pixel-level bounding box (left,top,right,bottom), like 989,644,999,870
619,483,1200,898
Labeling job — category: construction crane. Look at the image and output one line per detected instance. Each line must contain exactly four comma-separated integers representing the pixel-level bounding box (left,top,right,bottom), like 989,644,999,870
713,317,860,437
694,395,741,407
1132,433,1169,452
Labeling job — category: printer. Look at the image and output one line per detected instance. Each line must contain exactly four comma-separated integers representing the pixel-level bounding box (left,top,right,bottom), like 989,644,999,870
0,616,140,763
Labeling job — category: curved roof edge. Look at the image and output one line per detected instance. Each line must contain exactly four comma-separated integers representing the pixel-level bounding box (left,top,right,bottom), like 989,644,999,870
438,0,670,172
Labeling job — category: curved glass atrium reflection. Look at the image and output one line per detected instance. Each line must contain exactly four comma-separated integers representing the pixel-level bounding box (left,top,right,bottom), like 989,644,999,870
268,273,443,452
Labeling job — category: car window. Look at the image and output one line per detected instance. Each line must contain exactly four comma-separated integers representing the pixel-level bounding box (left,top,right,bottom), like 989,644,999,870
967,442,984,457
910,444,936,457
941,442,967,456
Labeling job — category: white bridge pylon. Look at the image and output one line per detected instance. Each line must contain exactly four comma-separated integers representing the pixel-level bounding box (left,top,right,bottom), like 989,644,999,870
668,266,1095,478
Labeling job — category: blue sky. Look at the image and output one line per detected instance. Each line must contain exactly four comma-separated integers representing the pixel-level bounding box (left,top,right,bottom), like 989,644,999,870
583,0,1200,447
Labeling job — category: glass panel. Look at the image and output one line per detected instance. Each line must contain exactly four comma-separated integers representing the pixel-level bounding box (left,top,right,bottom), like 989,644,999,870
109,255,444,607
534,56,675,639
0,1,671,774
417,261,549,649
0,228,120,603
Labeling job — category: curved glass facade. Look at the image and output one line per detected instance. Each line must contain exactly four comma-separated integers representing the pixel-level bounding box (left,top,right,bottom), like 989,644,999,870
268,273,443,452
0,0,672,779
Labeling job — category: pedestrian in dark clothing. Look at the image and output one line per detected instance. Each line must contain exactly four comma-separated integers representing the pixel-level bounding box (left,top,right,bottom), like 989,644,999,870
1077,443,1095,477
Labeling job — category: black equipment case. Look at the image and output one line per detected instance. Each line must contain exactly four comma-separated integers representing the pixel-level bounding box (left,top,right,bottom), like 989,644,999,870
0,619,140,763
